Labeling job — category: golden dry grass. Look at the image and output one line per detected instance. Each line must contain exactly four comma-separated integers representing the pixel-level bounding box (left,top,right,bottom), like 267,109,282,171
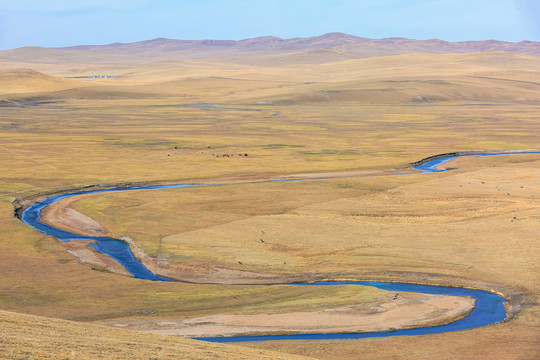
65,157,540,293
0,50,539,358
1,52,539,105
0,310,313,360
0,69,86,96
241,321,540,360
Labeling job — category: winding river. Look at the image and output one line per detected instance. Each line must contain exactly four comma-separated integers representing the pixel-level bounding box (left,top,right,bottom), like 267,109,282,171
20,151,539,342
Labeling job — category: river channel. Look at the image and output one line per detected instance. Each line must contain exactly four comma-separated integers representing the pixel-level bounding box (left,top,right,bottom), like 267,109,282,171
20,151,539,342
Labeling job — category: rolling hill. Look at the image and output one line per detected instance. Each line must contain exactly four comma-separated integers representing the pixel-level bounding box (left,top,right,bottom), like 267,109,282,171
60,33,540,59
0,69,86,95
0,310,311,359
1,51,538,106
0,33,538,73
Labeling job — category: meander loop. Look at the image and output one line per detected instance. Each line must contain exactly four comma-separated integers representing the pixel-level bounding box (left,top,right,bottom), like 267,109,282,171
21,151,540,341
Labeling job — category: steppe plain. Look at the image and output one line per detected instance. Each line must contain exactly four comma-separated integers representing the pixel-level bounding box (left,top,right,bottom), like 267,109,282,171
0,34,539,359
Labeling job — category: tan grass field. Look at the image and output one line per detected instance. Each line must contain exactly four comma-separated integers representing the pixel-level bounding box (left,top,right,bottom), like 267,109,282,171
0,310,312,360
0,47,539,359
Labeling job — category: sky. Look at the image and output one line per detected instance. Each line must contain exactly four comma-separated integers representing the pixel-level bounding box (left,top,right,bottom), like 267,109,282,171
0,0,538,50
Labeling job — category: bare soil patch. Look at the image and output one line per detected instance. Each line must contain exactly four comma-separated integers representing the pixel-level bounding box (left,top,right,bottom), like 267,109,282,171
61,239,131,276
95,293,474,337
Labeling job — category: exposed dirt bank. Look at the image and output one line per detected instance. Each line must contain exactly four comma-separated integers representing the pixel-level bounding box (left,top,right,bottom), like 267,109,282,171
43,196,109,237
61,239,132,276
119,235,288,284
94,293,475,338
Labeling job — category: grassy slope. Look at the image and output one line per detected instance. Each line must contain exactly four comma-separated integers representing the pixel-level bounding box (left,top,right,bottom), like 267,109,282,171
0,310,312,360
242,322,540,360
0,69,88,96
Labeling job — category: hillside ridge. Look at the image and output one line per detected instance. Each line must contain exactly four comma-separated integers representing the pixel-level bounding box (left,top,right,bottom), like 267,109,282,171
56,33,539,57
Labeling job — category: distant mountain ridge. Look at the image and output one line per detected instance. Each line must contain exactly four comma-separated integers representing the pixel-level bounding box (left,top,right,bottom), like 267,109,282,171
59,32,539,57
0,33,538,70
61,33,370,52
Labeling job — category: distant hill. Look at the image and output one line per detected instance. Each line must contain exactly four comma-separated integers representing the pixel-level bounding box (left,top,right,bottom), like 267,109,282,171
60,33,539,58
1,52,538,106
0,68,86,95
63,33,369,54
1,34,538,107
1,33,538,71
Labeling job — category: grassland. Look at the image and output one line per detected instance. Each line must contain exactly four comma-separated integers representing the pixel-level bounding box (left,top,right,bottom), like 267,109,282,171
0,310,313,360
0,49,539,358
63,156,540,290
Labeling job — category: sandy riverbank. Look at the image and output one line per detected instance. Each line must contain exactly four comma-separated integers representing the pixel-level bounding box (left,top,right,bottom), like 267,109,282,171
93,293,475,338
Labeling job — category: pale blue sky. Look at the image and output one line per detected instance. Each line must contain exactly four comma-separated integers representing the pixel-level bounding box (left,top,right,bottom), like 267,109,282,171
0,0,538,50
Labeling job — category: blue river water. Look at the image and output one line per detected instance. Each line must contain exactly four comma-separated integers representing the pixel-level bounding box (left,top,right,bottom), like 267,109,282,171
413,151,539,172
21,184,204,281
20,151,539,341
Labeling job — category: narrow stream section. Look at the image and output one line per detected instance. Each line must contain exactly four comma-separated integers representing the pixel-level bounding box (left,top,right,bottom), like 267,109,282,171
20,151,539,341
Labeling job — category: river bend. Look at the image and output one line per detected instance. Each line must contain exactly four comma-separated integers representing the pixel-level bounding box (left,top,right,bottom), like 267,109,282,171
20,151,539,341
